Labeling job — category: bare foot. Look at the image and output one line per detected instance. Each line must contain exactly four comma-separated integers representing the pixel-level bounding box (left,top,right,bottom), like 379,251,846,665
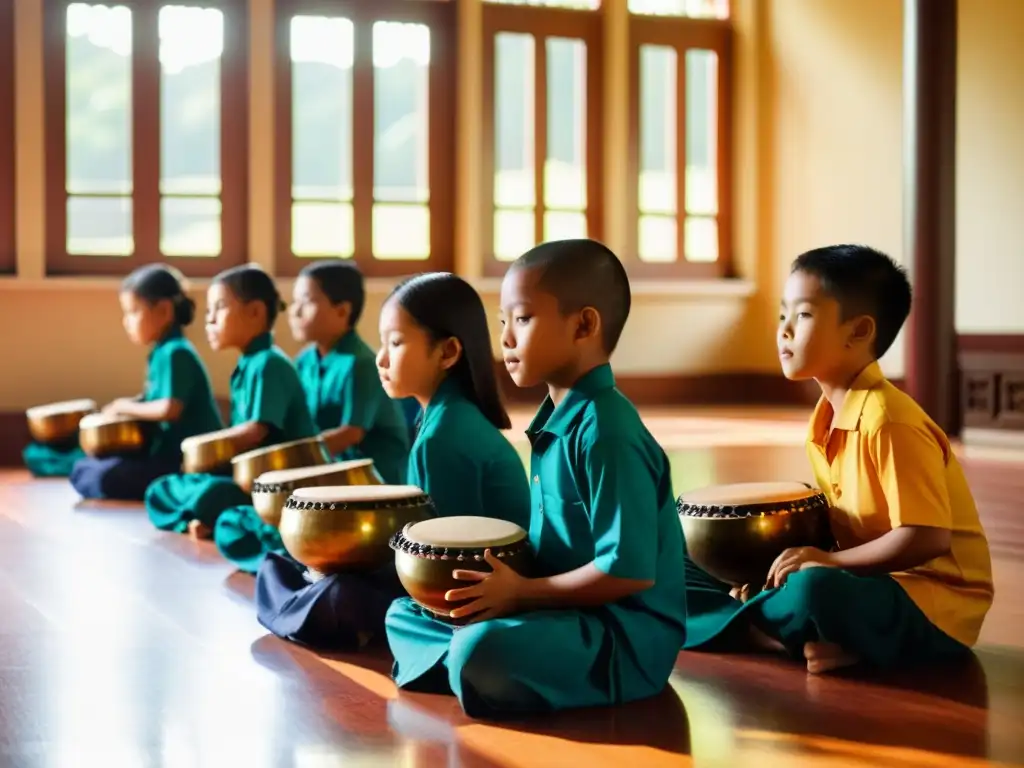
748,625,786,653
729,583,759,603
187,519,212,540
804,641,859,674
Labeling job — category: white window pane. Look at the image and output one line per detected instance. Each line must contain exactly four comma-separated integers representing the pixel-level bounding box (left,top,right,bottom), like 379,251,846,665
544,37,586,209
66,3,132,195
161,197,221,256
639,45,676,215
543,211,587,242
494,33,535,207
629,0,728,18
159,6,223,196
292,201,353,258
372,204,430,260
685,49,718,215
291,16,354,201
373,22,430,204
487,0,600,7
685,216,718,262
638,214,676,263
494,209,535,261
67,196,133,255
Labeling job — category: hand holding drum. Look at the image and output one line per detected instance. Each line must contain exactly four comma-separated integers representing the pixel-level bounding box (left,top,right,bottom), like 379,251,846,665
677,481,833,588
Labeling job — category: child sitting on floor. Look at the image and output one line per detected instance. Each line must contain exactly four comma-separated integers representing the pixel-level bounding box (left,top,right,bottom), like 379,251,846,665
683,244,994,674
385,240,687,719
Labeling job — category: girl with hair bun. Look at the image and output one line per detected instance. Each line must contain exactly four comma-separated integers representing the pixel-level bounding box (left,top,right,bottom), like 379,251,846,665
62,264,223,500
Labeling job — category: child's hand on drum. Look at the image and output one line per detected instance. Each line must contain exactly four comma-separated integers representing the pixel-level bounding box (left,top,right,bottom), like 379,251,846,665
445,549,526,623
765,546,835,589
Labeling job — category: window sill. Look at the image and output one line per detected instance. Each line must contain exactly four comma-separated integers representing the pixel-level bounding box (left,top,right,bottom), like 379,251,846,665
0,275,757,300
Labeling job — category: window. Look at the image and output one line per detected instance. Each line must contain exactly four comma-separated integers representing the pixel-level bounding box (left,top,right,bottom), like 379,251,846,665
44,0,249,277
481,1,603,276
274,0,456,278
628,1,732,277
0,1,14,274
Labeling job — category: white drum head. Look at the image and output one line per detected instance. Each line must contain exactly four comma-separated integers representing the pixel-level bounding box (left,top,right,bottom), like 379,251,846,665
254,459,374,487
680,481,819,507
79,413,136,429
290,484,426,504
233,436,324,463
26,399,97,418
405,516,526,548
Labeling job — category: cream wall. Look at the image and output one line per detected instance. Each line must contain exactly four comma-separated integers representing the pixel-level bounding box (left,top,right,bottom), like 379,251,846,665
0,0,1019,410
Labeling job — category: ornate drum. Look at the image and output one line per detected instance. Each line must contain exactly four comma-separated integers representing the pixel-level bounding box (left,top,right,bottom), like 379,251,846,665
26,399,98,445
391,516,533,623
78,412,149,458
677,481,832,587
251,459,382,528
181,428,239,475
231,437,330,494
280,484,435,576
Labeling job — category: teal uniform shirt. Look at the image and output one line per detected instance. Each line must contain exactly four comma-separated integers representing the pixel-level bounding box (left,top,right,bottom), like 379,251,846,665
385,364,687,718
407,377,529,528
231,333,317,442
145,327,223,458
295,331,409,484
146,332,316,535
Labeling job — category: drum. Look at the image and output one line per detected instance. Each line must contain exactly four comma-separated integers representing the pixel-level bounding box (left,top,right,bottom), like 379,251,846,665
251,459,382,528
391,516,533,623
25,399,98,445
181,428,239,475
78,412,149,458
677,481,832,587
279,484,435,576
231,437,330,494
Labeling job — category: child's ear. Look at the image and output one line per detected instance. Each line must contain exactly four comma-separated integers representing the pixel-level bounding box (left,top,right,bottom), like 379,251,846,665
576,306,602,344
439,337,463,371
848,315,876,349
334,300,353,327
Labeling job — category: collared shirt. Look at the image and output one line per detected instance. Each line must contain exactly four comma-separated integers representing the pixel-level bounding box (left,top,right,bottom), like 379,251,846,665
807,361,994,646
526,364,687,639
230,332,317,443
144,327,223,457
295,331,409,484
408,377,530,530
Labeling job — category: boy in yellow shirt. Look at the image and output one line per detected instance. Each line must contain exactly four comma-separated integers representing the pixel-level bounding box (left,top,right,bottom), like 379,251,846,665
685,244,994,673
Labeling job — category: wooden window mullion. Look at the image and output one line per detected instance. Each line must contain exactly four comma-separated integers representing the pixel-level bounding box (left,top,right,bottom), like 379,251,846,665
533,35,547,249
218,0,248,270
133,3,160,264
351,16,375,272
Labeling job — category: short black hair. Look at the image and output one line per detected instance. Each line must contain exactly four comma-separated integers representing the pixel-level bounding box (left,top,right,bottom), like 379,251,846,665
299,261,365,325
511,239,631,354
213,265,285,329
387,272,511,431
791,244,912,358
121,264,196,327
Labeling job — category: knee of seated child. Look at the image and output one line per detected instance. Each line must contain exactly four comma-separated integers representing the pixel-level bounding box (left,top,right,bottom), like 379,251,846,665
782,567,847,611
447,620,520,694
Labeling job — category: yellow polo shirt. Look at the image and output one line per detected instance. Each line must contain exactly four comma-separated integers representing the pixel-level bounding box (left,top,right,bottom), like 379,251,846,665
806,362,993,647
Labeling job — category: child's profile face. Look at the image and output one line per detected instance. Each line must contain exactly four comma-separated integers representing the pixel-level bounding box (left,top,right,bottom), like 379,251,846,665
778,270,851,381
119,291,171,346
289,275,349,345
498,266,579,389
376,299,446,401
205,282,261,352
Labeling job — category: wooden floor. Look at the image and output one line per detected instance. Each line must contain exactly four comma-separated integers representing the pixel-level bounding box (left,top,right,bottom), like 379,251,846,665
2,407,1023,768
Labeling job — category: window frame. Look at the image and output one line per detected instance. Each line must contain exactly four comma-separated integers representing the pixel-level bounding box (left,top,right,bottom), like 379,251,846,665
480,4,604,278
626,15,732,279
43,0,250,278
0,0,15,274
273,0,456,279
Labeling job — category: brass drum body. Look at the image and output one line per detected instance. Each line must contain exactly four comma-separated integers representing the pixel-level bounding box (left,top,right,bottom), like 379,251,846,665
391,516,533,623
280,484,435,575
78,413,149,458
26,399,98,445
231,437,330,493
251,459,382,528
677,481,832,587
181,429,239,475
